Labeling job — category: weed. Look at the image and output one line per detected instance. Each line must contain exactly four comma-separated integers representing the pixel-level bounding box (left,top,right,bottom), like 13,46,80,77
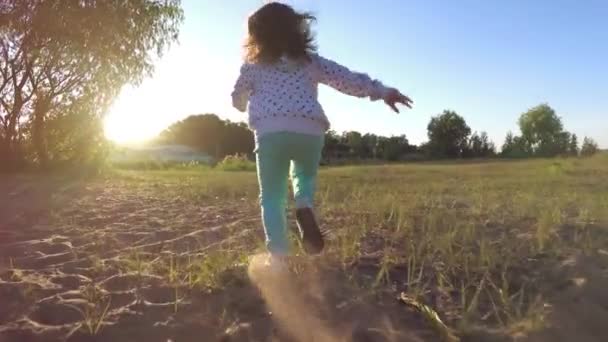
69,284,112,335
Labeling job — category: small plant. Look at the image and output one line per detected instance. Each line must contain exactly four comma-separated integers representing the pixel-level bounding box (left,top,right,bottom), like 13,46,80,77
459,274,487,329
405,254,427,299
183,249,247,290
69,284,112,336
120,250,152,276
167,254,181,313
336,226,362,267
485,271,547,333
373,248,398,288
535,207,561,252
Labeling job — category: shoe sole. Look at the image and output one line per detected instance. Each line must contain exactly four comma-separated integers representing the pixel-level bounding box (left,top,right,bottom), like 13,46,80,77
295,208,325,255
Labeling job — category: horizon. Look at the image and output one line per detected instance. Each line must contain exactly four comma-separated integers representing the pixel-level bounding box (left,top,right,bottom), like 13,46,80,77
104,0,607,148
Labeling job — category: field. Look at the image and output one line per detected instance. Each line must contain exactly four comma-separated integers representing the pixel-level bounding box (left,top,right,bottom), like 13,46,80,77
1,155,608,342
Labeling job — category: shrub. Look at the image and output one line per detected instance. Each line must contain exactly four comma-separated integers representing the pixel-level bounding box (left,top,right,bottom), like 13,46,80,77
216,154,256,172
580,137,599,157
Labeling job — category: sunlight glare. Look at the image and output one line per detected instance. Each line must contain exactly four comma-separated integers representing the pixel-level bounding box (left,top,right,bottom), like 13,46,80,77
103,46,240,145
103,89,166,144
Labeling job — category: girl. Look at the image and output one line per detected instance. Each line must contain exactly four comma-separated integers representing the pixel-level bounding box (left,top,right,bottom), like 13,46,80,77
231,2,412,266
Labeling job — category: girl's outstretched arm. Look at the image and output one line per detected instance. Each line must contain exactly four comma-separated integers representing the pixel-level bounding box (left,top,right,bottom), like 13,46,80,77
231,64,253,112
312,54,412,113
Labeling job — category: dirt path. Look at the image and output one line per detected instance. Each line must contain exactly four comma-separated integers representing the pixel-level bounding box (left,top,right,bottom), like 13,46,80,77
521,252,608,342
0,178,437,342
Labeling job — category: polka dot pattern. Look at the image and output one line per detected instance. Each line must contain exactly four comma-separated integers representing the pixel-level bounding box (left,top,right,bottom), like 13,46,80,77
231,54,389,135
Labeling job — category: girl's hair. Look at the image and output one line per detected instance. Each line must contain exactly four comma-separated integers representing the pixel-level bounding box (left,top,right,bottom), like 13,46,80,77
245,2,317,64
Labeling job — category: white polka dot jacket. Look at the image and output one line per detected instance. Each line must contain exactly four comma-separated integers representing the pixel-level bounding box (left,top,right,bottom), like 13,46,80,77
231,54,391,139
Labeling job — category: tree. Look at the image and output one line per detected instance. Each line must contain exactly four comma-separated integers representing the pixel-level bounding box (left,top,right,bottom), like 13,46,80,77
225,121,255,157
553,131,572,157
158,114,254,159
501,131,531,158
568,134,579,156
322,130,350,162
427,110,471,158
501,131,515,156
479,132,496,157
321,130,412,162
518,104,569,157
322,130,340,160
466,132,482,158
342,131,364,158
376,135,410,161
466,131,496,158
361,133,378,159
580,137,599,157
1,0,184,170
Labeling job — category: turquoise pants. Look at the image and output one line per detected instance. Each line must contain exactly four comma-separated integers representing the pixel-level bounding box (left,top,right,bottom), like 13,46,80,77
255,132,325,255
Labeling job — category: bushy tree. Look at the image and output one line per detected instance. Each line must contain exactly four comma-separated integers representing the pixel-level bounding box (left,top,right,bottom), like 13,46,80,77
519,104,562,147
342,131,364,158
361,133,378,159
427,110,471,158
376,135,411,161
517,104,574,157
158,114,253,159
568,134,579,156
580,136,599,157
501,131,531,158
220,121,255,157
553,131,572,156
501,104,585,158
1,0,183,170
465,131,496,158
480,132,497,157
501,131,515,156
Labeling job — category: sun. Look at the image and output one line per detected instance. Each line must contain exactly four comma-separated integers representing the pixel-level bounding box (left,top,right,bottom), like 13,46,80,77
104,87,168,144
103,46,236,145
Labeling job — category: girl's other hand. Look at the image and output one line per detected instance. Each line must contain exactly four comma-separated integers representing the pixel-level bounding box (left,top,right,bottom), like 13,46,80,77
384,88,413,113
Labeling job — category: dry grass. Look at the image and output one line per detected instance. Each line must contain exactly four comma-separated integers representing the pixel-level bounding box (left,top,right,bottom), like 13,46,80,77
1,154,607,341
109,154,608,337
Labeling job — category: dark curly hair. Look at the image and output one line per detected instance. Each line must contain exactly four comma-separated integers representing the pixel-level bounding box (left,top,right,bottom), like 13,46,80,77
245,2,317,64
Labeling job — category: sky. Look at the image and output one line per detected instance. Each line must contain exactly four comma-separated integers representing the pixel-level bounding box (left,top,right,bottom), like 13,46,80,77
104,0,608,148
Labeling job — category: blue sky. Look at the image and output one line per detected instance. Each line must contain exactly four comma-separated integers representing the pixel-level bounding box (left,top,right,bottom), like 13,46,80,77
104,0,607,147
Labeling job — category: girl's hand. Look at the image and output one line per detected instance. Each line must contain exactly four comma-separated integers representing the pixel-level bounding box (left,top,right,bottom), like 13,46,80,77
384,88,413,113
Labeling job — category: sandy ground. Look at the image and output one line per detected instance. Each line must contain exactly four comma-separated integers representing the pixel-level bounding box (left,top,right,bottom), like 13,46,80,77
0,178,437,342
1,176,607,342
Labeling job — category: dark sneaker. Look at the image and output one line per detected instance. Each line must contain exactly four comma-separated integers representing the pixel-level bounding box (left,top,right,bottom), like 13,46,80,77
295,208,324,255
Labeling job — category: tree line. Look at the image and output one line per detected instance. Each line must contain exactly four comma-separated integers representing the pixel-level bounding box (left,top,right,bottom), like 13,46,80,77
156,103,600,164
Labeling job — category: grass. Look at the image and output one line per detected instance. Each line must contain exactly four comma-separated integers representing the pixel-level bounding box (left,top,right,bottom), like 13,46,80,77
215,154,256,172
68,284,112,336
39,153,608,339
